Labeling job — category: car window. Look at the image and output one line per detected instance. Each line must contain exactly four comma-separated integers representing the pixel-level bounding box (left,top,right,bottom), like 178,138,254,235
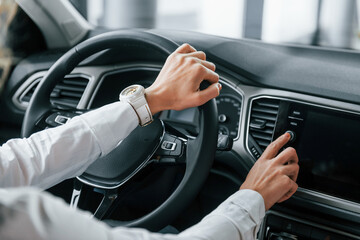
71,0,360,51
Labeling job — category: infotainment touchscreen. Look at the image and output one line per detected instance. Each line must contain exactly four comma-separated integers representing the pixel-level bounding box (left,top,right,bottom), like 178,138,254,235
291,106,360,203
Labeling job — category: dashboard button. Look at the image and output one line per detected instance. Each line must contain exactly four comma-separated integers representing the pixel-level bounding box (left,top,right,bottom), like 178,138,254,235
218,114,227,123
169,139,183,156
292,110,301,116
289,107,304,119
291,110,303,118
289,121,298,127
288,119,303,128
286,130,296,143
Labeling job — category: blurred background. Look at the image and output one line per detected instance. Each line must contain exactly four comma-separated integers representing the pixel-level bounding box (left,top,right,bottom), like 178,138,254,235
70,0,360,50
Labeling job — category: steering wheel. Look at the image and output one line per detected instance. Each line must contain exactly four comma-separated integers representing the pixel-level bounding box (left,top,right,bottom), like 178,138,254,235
22,30,218,231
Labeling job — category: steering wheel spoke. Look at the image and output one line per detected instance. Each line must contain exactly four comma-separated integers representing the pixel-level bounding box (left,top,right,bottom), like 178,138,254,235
70,179,119,220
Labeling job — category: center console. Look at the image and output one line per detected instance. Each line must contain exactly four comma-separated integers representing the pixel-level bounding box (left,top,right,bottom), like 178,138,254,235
248,97,360,204
273,100,360,204
247,97,360,240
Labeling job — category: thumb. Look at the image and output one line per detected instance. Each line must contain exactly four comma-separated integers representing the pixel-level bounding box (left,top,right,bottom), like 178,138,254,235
195,83,222,106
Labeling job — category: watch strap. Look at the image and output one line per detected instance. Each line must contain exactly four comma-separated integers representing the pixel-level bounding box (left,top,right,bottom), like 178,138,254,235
120,85,153,126
134,102,153,126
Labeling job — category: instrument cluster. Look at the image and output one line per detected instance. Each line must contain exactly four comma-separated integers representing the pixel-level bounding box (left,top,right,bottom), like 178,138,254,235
216,82,242,140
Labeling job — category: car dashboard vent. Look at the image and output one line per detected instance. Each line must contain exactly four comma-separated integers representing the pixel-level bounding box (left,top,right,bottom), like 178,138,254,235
19,75,89,109
248,98,280,158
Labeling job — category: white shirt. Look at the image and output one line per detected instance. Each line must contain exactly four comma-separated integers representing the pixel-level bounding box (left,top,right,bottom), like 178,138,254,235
0,101,265,240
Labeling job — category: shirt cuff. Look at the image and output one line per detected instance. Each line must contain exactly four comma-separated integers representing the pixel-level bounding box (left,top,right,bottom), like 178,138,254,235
204,189,266,238
224,189,266,224
77,102,139,156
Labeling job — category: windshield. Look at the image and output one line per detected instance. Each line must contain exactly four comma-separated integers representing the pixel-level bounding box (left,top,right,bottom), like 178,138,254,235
73,0,360,50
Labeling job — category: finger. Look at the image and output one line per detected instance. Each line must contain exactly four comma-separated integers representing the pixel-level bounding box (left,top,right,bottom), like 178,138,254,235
260,133,291,160
278,181,298,203
274,147,299,165
292,163,299,182
203,68,219,84
279,163,299,182
199,60,216,72
176,43,197,53
193,83,222,106
186,51,206,61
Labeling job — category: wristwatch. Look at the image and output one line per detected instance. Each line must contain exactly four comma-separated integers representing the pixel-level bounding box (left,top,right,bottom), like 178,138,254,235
119,84,153,126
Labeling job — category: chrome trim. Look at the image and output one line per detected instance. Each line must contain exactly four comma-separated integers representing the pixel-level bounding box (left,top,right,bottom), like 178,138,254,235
12,71,47,110
69,188,81,209
260,211,360,239
297,187,360,214
76,120,166,190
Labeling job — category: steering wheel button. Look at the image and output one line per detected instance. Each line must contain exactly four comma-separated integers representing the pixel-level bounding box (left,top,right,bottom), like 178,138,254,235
55,115,71,125
161,141,176,151
169,139,183,157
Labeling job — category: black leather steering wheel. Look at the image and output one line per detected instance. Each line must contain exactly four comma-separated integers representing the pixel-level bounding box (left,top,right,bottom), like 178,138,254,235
22,30,218,231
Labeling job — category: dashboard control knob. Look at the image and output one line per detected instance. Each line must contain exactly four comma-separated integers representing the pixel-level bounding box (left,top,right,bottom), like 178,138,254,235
286,130,296,143
218,114,227,123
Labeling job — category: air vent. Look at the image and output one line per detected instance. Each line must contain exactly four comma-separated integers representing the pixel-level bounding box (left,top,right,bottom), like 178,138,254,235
19,75,89,109
20,80,39,103
50,76,89,108
249,98,280,153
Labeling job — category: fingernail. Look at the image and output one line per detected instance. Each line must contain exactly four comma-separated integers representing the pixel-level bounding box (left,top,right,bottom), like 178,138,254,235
284,132,290,139
217,83,222,94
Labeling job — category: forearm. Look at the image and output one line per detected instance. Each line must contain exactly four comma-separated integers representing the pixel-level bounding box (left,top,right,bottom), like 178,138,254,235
0,188,207,240
0,188,265,240
0,102,138,189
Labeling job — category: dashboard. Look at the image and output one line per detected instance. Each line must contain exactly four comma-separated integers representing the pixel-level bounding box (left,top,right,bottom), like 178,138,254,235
2,29,360,239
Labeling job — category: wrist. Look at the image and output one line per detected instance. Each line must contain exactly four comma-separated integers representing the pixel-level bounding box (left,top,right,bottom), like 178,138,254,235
145,87,165,115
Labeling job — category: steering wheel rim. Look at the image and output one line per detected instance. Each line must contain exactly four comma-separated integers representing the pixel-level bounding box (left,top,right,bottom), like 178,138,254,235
21,30,218,231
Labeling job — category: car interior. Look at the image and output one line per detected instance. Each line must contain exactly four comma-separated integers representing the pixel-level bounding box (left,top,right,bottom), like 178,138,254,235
1,0,360,239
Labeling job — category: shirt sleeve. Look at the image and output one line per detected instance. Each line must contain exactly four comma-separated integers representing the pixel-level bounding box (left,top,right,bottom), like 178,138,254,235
179,189,266,240
0,101,139,189
0,188,265,240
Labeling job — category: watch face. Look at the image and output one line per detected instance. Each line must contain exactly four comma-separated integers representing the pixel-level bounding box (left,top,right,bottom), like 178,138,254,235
123,86,139,96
